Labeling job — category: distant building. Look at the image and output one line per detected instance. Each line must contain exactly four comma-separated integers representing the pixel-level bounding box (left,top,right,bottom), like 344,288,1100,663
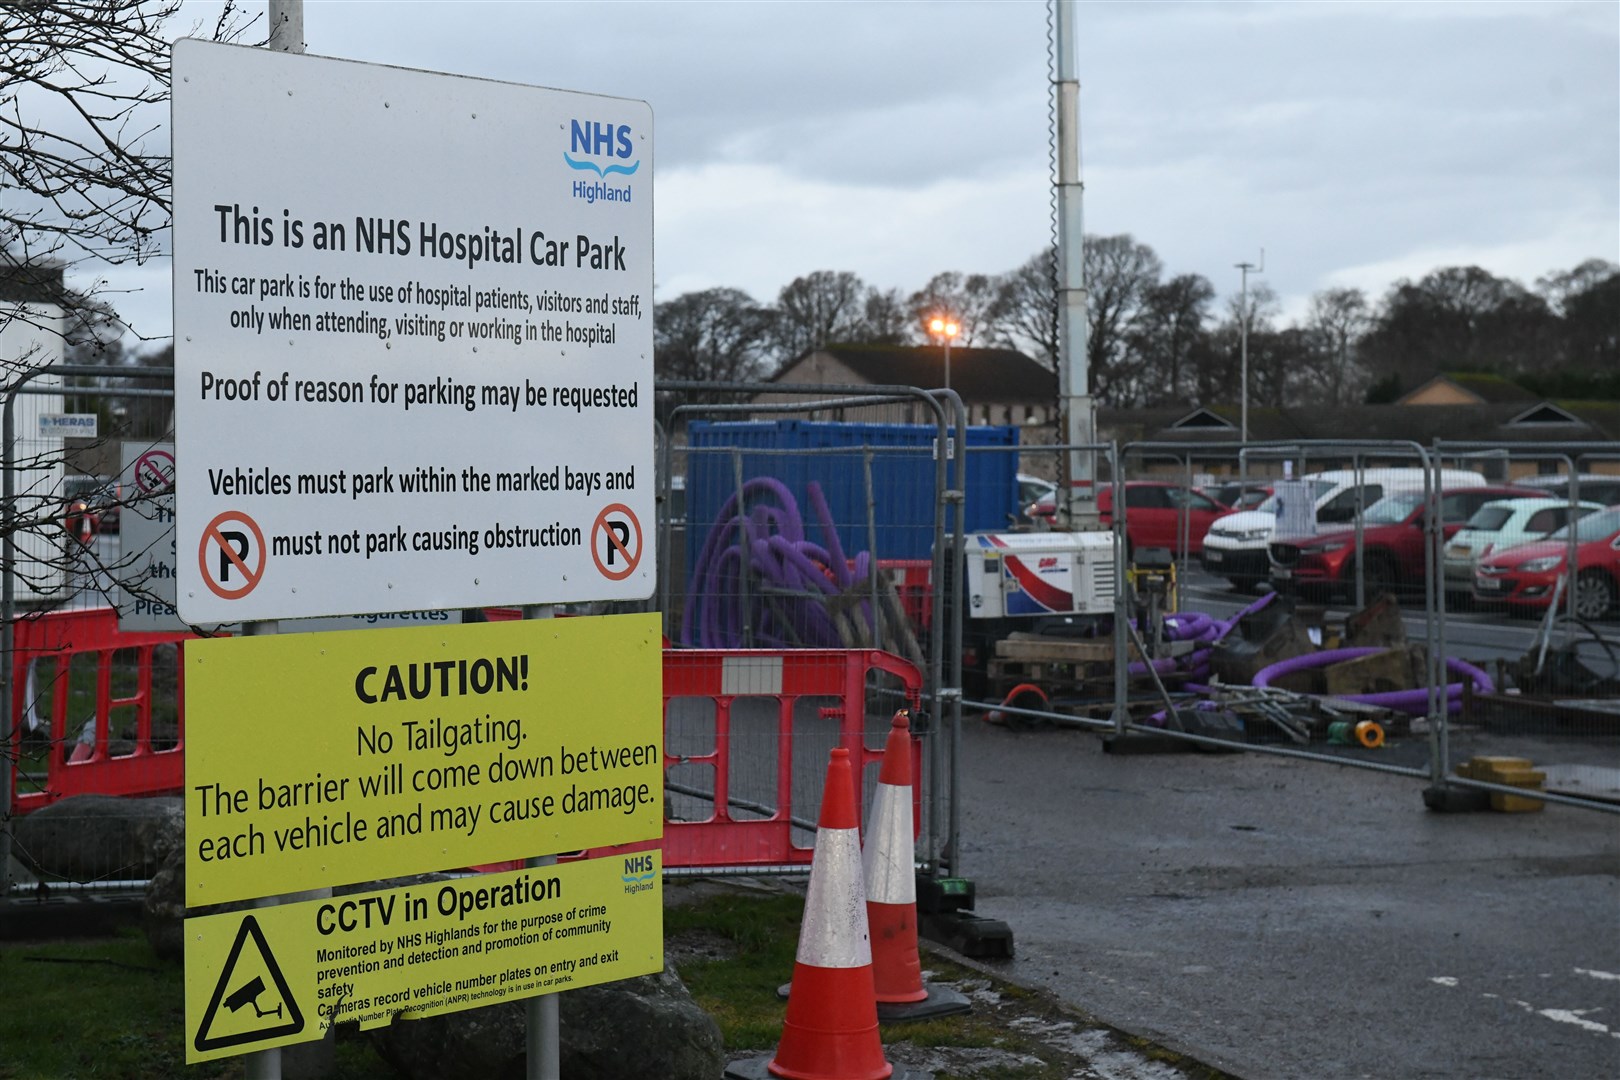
761,344,1057,428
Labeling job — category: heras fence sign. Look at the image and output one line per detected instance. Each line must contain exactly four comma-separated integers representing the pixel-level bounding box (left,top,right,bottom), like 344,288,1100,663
171,40,654,623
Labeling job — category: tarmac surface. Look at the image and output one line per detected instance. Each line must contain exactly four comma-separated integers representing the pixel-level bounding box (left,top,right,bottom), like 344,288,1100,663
957,718,1620,1079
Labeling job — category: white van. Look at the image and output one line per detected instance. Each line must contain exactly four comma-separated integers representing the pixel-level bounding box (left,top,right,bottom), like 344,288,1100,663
1199,468,1486,588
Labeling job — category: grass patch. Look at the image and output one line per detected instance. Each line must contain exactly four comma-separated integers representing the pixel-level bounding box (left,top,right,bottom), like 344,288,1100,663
0,929,383,1080
664,884,1232,1080
0,929,233,1080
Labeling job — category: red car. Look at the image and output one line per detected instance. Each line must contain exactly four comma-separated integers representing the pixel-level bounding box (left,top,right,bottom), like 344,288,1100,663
1473,506,1620,620
1028,482,1231,556
1267,486,1532,599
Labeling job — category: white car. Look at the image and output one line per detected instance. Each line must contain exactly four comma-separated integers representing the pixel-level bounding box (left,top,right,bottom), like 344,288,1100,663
1443,496,1604,598
1200,467,1486,588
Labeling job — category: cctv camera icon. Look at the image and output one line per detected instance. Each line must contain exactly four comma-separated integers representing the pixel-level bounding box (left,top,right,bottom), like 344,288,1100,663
223,976,284,1020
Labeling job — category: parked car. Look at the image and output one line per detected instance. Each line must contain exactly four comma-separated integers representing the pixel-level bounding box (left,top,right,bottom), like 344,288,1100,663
1202,481,1273,511
1442,496,1605,600
1027,481,1231,556
1201,468,1488,589
1268,485,1532,599
62,474,117,539
1015,474,1057,524
1473,506,1620,620
1515,473,1620,508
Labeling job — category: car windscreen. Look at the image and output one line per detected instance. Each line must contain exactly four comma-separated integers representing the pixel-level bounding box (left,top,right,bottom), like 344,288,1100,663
1363,493,1422,525
1256,479,1333,513
1550,507,1620,542
1463,506,1514,532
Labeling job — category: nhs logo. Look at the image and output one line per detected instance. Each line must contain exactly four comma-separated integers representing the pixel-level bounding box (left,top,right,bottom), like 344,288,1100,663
564,120,639,178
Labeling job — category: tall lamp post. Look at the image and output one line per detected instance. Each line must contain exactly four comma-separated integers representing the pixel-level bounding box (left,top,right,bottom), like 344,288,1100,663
929,315,960,389
1235,249,1264,442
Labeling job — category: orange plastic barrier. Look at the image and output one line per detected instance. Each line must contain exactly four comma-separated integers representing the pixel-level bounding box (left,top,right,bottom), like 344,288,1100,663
12,614,925,875
650,647,922,868
9,607,201,813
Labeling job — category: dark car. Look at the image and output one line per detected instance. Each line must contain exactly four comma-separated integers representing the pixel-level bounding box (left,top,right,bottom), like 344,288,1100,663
1523,475,1620,508
1267,485,1533,599
1028,481,1231,556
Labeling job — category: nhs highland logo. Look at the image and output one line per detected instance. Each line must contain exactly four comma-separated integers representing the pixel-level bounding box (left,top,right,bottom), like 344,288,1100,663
565,119,639,206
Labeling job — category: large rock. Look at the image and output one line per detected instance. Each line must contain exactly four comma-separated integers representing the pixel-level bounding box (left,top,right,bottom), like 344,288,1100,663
12,794,182,882
141,812,252,963
371,957,725,1080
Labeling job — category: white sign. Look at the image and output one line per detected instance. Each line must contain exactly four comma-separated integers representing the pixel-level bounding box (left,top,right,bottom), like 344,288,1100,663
171,41,654,622
39,413,97,438
116,441,459,634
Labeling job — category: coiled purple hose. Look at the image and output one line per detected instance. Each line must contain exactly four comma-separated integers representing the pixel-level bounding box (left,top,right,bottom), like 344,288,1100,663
1252,646,1494,715
680,478,886,650
1129,591,1279,684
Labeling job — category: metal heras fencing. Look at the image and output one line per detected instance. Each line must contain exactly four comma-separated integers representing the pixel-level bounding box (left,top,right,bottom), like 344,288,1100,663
963,434,1620,816
656,380,972,878
4,378,980,899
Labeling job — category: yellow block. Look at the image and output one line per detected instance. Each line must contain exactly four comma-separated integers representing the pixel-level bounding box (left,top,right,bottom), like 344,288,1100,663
1455,756,1533,780
1490,791,1546,813
185,852,663,1063
185,613,663,907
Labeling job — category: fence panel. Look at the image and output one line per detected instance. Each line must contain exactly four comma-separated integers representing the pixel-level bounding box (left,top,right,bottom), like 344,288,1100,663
958,435,1620,815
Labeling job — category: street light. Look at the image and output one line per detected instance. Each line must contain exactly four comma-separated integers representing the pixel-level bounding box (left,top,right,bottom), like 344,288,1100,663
1235,249,1264,442
928,315,960,389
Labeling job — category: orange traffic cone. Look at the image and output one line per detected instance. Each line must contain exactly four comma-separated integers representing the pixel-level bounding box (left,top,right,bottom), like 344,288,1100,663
725,747,899,1080
865,713,971,1023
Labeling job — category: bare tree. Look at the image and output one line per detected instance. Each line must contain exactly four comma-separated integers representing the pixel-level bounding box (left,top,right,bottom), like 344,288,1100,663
3,2,249,330
1300,286,1371,405
859,286,911,345
1083,234,1162,405
1128,272,1215,405
771,270,871,357
985,247,1058,369
653,287,776,423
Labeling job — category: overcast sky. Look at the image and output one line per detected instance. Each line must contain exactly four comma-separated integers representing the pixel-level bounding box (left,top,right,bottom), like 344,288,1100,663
101,0,1619,344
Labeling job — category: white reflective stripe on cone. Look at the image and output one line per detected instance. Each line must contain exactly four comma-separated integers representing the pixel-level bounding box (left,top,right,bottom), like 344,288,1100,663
862,782,916,906
796,827,871,969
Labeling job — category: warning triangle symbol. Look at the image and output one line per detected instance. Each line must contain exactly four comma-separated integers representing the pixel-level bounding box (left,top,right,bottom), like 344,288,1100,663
195,915,306,1052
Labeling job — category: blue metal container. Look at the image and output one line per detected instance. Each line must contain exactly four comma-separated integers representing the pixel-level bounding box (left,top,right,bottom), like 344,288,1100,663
684,420,1020,572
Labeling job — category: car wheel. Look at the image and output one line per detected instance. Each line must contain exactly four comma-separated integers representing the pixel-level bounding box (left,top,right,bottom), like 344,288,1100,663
1358,554,1398,599
1573,569,1617,621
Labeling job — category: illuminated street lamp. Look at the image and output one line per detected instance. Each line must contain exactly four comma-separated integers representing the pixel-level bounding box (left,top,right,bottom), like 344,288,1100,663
928,315,960,389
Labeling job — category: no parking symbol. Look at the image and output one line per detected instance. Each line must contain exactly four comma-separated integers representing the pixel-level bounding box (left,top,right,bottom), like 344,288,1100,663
199,510,266,600
591,503,642,581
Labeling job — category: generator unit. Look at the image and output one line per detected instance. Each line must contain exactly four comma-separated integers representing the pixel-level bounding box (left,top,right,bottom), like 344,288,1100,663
965,531,1118,619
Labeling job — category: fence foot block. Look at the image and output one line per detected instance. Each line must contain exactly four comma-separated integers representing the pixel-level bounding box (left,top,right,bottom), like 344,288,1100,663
1100,732,1199,755
1422,783,1492,813
920,910,1015,959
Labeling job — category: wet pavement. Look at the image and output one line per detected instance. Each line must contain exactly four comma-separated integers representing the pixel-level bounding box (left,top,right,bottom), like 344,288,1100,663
957,719,1620,1080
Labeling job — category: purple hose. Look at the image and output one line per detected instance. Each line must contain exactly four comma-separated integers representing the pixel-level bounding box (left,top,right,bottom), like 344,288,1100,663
1253,646,1494,715
681,477,889,649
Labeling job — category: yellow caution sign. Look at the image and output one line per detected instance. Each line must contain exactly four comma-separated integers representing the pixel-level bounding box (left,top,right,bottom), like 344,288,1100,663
186,852,663,1063
185,613,662,907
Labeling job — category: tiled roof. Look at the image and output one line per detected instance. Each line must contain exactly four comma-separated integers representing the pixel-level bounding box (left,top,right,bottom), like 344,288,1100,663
775,345,1056,403
1142,403,1619,444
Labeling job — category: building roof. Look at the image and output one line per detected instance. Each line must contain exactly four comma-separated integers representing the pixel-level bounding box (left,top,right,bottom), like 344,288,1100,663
1142,402,1620,445
774,344,1056,403
1396,373,1540,405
